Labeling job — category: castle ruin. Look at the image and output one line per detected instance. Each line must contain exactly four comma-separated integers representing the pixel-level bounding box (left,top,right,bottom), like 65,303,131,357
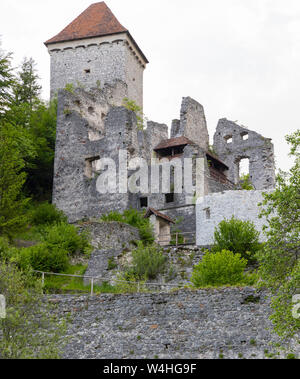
45,2,276,242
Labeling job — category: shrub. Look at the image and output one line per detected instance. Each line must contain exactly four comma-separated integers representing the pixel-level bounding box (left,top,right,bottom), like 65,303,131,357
191,250,249,287
41,222,90,256
213,217,261,263
30,202,67,226
0,236,18,261
101,208,154,244
18,243,69,273
127,242,167,280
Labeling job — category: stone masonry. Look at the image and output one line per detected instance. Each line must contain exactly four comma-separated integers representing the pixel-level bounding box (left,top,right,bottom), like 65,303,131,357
49,289,299,359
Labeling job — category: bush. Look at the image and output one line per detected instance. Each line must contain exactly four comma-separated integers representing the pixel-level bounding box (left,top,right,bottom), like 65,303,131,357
0,236,18,261
30,202,67,226
18,243,69,273
101,208,154,244
191,250,249,287
127,242,167,280
213,217,261,263
41,222,90,256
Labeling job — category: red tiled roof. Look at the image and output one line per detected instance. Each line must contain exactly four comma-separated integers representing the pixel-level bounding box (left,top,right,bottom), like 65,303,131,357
154,137,195,151
144,208,175,224
45,2,127,45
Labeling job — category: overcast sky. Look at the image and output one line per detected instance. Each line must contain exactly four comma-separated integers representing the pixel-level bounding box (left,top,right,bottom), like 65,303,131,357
1,0,299,171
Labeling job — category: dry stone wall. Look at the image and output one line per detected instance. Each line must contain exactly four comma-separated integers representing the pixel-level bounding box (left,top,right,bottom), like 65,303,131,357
49,289,299,359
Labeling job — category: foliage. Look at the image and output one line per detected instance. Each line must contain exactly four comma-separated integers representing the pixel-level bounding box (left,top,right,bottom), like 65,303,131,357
213,216,261,263
0,260,65,358
256,130,300,338
0,122,30,238
240,174,255,190
30,202,67,226
40,222,91,257
0,236,18,261
122,97,147,131
101,208,155,244
191,250,253,287
18,243,69,273
13,57,41,109
114,272,147,293
0,42,15,114
126,241,167,280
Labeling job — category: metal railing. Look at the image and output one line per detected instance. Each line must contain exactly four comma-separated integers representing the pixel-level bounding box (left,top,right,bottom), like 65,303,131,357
34,270,187,296
158,231,196,246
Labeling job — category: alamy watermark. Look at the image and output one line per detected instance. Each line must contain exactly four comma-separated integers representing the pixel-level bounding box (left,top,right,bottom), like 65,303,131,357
0,295,5,319
94,150,206,198
292,295,300,320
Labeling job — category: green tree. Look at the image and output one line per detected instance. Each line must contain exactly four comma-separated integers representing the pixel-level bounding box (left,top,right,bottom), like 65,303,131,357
257,130,300,339
0,42,15,115
13,57,41,109
0,261,65,358
0,122,31,238
213,216,261,263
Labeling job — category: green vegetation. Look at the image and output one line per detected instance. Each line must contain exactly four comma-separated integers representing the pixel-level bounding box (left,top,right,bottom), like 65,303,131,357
126,241,167,280
100,208,154,244
191,250,256,288
122,97,147,130
256,130,300,339
213,216,261,263
0,260,65,358
30,202,68,226
240,174,255,190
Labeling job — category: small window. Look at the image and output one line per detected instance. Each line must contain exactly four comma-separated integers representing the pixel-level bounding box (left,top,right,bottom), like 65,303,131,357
241,132,249,141
85,156,100,179
140,197,148,208
84,69,91,74
225,135,233,144
165,193,174,204
205,208,211,220
88,106,95,115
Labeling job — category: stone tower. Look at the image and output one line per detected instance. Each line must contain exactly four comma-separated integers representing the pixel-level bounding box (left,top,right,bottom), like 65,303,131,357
45,2,148,109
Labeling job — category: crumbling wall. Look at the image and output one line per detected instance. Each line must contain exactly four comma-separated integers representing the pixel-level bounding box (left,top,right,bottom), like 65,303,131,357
196,190,271,246
52,84,140,222
171,97,209,151
213,119,275,190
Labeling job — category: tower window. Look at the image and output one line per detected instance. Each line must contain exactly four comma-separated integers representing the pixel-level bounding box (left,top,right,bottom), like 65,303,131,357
84,69,91,74
140,197,148,208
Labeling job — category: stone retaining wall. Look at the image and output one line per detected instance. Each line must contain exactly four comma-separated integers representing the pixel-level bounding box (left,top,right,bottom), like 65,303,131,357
49,288,298,359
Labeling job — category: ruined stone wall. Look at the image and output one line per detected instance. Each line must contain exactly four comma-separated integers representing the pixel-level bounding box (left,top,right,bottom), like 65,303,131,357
196,190,271,246
171,97,209,151
53,85,140,222
213,119,276,190
49,289,298,359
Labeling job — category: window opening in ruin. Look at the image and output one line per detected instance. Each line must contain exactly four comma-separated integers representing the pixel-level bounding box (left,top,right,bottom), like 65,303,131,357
225,136,233,144
140,197,148,208
241,132,249,141
239,158,250,179
85,156,101,179
205,208,211,220
84,69,91,74
165,193,175,204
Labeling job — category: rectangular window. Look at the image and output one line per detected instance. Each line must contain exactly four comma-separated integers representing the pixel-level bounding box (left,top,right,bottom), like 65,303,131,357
85,156,100,179
140,197,148,208
165,193,175,204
